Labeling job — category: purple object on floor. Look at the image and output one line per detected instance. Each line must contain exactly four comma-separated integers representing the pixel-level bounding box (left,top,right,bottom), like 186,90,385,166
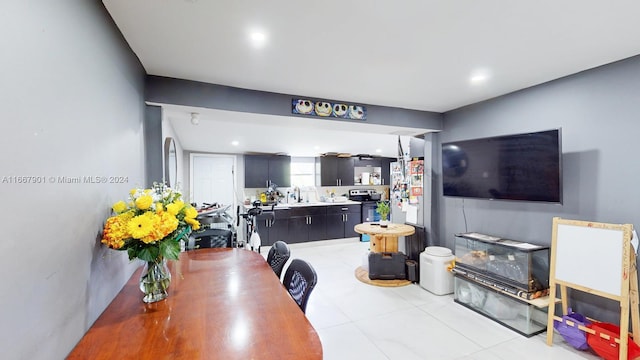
553,308,591,350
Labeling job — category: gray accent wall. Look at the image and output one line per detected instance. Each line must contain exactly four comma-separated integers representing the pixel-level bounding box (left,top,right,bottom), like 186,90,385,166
144,76,444,212
1,2,145,359
145,105,163,187
145,75,444,131
438,55,640,323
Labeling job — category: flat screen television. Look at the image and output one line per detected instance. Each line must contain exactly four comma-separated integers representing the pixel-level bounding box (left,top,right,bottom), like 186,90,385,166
442,128,562,203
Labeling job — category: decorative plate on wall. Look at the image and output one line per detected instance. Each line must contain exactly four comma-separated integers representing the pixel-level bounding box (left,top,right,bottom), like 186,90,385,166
292,98,366,120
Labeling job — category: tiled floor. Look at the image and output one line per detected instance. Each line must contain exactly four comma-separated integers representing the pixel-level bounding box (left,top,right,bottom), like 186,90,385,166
262,238,602,360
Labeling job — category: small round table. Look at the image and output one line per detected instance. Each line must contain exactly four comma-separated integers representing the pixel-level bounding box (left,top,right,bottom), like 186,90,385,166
354,222,416,287
354,222,415,253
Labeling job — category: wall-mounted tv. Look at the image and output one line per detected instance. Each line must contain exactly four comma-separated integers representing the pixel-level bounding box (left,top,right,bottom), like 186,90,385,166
442,129,562,203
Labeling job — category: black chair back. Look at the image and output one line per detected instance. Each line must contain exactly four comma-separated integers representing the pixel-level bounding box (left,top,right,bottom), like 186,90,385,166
267,241,291,279
191,228,233,249
282,259,318,314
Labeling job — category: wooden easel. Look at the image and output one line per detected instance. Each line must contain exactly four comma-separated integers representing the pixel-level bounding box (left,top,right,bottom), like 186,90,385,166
546,217,638,360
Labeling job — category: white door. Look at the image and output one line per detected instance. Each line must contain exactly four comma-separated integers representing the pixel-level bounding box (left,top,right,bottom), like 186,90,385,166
190,154,236,211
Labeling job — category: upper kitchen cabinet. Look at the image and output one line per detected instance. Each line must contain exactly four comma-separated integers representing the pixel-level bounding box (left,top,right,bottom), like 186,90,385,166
353,157,381,186
244,155,291,188
353,157,381,168
380,157,392,185
319,156,354,186
353,156,395,186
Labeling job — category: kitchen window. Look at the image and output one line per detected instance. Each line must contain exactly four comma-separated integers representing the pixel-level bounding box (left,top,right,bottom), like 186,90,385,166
290,157,316,187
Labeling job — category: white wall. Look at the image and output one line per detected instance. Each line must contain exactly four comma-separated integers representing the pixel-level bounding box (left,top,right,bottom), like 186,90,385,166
0,1,145,358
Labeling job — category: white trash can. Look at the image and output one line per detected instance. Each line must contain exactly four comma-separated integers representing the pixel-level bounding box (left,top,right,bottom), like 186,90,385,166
420,246,455,295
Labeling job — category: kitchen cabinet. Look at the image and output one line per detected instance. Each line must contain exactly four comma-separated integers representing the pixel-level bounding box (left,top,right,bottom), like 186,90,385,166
287,206,326,243
250,203,363,245
343,207,361,238
244,155,291,188
268,155,291,187
353,157,381,168
353,157,395,186
319,156,354,186
380,157,392,185
354,157,382,186
255,210,288,247
326,204,361,239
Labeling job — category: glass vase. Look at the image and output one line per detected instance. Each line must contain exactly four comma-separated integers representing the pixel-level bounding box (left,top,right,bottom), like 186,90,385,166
139,258,171,303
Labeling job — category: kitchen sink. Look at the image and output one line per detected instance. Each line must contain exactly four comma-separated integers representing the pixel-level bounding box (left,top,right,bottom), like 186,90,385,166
286,202,322,206
321,196,348,203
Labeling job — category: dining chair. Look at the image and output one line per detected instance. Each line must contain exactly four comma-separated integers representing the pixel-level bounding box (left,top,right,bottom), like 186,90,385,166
190,228,233,249
282,259,318,314
266,241,291,279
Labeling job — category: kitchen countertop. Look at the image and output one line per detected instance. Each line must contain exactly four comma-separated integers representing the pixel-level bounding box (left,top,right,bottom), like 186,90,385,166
244,200,362,210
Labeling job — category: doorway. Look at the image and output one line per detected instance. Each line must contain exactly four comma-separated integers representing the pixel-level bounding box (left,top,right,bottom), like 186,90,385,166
189,154,237,219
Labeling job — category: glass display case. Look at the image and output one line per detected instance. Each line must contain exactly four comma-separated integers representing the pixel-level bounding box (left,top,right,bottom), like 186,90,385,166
454,275,550,337
453,233,550,293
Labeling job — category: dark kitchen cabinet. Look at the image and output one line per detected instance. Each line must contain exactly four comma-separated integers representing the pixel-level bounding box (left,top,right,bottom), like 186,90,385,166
353,157,394,185
319,156,354,186
353,157,381,168
268,155,291,187
380,157,392,185
244,155,291,188
254,212,271,246
344,207,361,238
245,155,268,188
287,206,326,243
255,210,288,247
326,204,361,239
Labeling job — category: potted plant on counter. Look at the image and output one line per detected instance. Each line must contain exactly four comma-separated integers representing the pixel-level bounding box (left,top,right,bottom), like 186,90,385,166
376,200,390,227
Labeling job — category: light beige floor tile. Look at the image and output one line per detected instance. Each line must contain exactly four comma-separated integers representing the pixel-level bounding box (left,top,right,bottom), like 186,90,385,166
317,323,390,360
264,238,598,360
355,307,482,359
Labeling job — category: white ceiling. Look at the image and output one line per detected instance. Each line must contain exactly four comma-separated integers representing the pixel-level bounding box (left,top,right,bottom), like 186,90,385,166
103,0,640,157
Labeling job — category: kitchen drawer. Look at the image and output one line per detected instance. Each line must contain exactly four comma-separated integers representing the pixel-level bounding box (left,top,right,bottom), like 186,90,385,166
274,208,291,220
326,204,361,214
288,206,326,217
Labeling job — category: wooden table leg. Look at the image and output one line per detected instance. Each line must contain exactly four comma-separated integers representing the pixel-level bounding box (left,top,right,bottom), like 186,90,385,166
371,234,384,252
383,235,398,252
371,235,399,253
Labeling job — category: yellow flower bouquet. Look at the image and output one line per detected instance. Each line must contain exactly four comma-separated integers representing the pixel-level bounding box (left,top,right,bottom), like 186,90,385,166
101,182,200,302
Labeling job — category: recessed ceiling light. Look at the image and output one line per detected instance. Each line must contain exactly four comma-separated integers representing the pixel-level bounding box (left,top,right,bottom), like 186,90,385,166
470,74,487,83
250,32,265,41
375,149,382,153
231,140,239,146
470,69,490,85
249,31,267,48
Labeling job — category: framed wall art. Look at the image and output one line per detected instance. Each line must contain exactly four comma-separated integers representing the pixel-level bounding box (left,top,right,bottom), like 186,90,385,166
292,98,367,120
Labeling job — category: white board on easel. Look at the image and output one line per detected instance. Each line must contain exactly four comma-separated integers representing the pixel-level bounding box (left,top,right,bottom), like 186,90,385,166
554,223,626,297
546,217,637,360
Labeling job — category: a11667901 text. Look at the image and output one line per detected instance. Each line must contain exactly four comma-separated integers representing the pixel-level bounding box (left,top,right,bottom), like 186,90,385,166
1,176,129,184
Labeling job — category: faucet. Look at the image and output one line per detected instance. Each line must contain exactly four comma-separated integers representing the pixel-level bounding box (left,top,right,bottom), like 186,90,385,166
295,187,301,203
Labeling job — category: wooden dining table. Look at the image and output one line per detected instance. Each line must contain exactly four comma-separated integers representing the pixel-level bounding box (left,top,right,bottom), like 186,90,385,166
67,248,323,359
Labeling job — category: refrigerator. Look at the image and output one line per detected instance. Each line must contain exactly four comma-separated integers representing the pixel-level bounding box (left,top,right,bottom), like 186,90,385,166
390,158,426,271
390,158,423,226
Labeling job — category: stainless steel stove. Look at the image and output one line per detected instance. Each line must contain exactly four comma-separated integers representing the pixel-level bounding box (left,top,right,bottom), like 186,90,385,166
348,189,379,202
